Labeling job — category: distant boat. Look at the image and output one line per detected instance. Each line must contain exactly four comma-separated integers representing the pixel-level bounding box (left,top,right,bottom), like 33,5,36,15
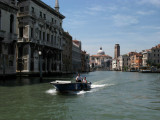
50,80,92,93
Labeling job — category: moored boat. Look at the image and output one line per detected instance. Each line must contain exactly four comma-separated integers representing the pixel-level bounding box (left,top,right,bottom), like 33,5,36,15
50,80,92,92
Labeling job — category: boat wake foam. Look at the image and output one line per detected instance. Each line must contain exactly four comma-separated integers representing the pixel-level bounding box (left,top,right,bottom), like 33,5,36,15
46,88,57,95
46,83,114,96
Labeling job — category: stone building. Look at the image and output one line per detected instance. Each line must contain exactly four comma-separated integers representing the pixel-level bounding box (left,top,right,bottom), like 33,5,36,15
16,0,65,74
90,47,112,70
112,59,118,71
142,49,151,67
150,44,160,65
72,40,81,73
0,0,18,76
117,55,129,71
129,52,142,71
62,31,72,73
81,50,90,72
114,44,120,59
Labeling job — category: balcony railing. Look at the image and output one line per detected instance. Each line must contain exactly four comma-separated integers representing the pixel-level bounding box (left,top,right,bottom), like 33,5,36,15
0,30,6,40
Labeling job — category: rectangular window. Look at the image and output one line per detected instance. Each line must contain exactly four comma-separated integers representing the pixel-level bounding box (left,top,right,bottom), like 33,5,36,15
20,7,24,12
39,31,41,40
31,28,33,38
32,7,34,13
51,35,53,43
43,14,46,19
40,12,42,18
19,27,23,38
43,32,45,41
47,34,50,42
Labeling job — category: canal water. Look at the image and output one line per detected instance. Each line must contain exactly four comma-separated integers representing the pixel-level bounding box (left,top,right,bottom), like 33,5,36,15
0,71,160,120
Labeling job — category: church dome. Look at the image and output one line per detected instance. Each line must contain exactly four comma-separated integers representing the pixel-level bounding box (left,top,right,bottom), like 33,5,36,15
97,47,105,55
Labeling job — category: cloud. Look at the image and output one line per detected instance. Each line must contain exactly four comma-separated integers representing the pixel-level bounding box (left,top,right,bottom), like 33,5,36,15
86,5,117,15
140,26,160,30
87,5,106,12
139,0,160,6
112,14,139,27
137,10,155,15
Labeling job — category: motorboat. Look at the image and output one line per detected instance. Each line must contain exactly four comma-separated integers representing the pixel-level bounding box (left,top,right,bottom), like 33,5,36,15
50,80,91,92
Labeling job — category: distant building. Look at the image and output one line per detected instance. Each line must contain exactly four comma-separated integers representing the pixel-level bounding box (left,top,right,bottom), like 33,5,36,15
90,47,112,70
142,49,151,67
129,52,142,71
72,40,81,73
118,55,129,71
0,0,18,76
16,0,65,73
81,50,90,72
62,31,72,73
150,44,160,65
112,59,118,71
114,44,120,59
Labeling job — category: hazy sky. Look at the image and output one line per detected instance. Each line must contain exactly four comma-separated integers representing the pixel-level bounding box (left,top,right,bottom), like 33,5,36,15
42,0,160,57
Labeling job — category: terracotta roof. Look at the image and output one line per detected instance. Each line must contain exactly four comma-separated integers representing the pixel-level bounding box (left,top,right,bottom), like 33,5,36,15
152,44,160,49
73,40,81,46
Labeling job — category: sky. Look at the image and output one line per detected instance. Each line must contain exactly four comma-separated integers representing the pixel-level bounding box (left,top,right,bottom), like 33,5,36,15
42,0,160,57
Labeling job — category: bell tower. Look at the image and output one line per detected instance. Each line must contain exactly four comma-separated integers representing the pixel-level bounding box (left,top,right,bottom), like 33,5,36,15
55,0,59,12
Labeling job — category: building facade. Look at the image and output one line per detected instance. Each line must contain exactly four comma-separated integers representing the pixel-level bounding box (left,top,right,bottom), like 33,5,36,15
90,47,112,70
129,52,142,71
16,0,65,74
62,31,72,73
0,0,18,76
81,50,90,72
142,49,151,67
118,55,129,71
72,40,82,73
150,44,160,65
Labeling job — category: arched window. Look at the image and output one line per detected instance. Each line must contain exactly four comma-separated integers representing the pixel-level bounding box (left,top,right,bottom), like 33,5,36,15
10,14,14,33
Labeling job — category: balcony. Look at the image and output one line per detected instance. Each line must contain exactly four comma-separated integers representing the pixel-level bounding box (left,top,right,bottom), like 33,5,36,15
0,30,6,41
18,37,30,42
17,12,29,17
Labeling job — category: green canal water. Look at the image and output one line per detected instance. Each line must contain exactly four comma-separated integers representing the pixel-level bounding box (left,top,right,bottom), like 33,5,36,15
0,71,160,120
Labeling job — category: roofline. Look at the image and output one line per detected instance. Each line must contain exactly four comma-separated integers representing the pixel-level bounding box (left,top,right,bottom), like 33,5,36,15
18,0,65,19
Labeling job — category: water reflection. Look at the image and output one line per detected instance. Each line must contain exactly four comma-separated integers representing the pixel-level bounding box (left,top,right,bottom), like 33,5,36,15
0,74,74,87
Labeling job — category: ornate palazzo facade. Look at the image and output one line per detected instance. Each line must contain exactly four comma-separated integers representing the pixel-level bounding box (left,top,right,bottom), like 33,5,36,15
0,0,18,75
17,0,65,73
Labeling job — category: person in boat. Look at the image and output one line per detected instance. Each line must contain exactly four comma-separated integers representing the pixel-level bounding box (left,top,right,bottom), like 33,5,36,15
82,77,87,83
76,73,82,82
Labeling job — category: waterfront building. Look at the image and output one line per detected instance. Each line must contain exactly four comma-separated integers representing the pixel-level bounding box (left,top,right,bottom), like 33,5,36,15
129,52,142,71
142,49,151,67
81,50,90,72
72,40,81,73
150,44,160,65
118,55,129,71
16,0,65,74
114,44,120,59
90,47,112,70
85,53,90,72
0,0,18,76
62,31,72,73
112,59,118,71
